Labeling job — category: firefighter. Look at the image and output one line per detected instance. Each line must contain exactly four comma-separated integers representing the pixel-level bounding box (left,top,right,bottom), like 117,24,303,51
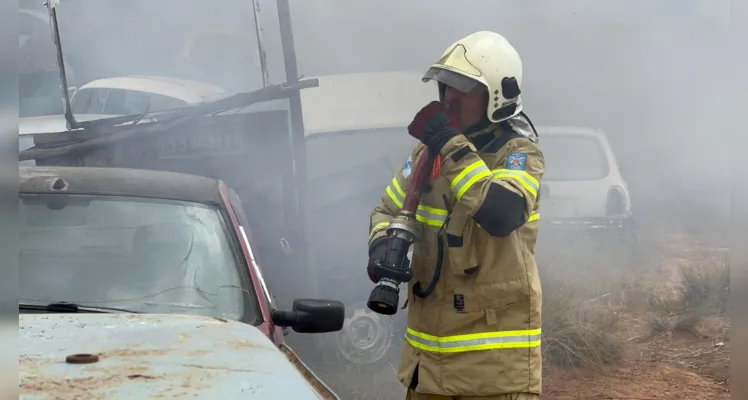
367,31,544,400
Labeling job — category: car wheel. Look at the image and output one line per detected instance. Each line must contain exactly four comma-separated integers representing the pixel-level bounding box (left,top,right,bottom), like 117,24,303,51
335,301,395,365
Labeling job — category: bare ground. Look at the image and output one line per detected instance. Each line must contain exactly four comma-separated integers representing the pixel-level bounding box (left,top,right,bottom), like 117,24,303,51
542,226,729,399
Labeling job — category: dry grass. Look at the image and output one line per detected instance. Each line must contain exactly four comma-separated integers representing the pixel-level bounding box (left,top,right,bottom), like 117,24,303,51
678,262,730,314
647,257,729,334
536,233,642,370
541,285,623,368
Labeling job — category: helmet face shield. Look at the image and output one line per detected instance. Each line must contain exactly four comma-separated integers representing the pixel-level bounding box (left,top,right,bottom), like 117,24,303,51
422,43,484,93
422,68,480,94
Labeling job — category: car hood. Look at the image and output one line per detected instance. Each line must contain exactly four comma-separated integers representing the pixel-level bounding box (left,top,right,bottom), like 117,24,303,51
19,313,331,399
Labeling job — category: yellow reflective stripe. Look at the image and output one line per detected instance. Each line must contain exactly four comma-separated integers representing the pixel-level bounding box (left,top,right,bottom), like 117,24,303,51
492,169,539,198
369,221,390,241
416,205,448,227
385,176,406,209
405,327,541,353
387,177,405,208
392,177,406,198
385,187,403,208
451,160,492,200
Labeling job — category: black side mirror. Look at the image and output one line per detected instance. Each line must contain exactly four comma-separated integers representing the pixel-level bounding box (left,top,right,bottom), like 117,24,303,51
271,298,345,333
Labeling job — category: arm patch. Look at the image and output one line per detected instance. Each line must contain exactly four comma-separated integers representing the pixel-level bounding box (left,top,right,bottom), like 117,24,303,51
506,153,527,170
402,155,413,178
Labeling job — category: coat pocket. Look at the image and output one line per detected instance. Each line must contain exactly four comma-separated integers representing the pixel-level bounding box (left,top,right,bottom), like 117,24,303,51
452,279,526,314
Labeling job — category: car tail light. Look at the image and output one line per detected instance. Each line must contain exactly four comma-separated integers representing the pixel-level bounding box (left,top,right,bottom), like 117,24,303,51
606,186,627,216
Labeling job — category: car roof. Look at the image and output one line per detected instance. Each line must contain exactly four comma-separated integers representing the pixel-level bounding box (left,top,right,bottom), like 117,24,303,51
19,166,223,204
301,71,438,136
77,76,228,104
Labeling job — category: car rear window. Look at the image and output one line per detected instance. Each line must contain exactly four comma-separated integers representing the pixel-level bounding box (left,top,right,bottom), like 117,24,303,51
72,88,190,115
540,135,610,181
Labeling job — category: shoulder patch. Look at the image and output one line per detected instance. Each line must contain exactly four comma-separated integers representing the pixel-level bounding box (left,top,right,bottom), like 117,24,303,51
402,155,412,178
506,153,527,171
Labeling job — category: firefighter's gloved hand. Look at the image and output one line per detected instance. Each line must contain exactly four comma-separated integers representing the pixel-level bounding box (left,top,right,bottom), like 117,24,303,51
407,100,461,157
367,236,388,283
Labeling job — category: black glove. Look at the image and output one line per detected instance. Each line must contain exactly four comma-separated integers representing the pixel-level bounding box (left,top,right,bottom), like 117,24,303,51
407,100,462,158
367,236,388,283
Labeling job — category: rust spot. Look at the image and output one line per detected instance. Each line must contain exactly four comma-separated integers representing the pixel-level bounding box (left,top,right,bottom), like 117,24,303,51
128,374,156,380
103,348,170,358
66,354,99,364
226,340,265,350
180,363,267,374
214,317,228,323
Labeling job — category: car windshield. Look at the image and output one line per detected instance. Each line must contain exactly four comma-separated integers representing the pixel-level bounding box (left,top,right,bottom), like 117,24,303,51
19,194,255,322
540,135,610,181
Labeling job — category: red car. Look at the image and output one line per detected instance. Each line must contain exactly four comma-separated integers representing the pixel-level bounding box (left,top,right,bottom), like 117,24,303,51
19,166,344,399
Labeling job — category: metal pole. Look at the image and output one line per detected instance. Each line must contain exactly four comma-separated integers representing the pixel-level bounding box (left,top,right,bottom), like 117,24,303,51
46,0,78,130
276,0,306,234
251,0,270,87
276,0,317,301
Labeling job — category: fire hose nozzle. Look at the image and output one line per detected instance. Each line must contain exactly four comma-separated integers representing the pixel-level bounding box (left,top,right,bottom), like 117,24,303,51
367,213,418,315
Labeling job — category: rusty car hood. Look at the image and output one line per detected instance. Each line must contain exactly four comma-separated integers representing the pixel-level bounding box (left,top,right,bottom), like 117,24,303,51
19,313,331,399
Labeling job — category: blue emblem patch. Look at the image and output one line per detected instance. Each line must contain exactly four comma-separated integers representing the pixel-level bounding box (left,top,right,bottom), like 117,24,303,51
506,153,527,171
402,155,412,178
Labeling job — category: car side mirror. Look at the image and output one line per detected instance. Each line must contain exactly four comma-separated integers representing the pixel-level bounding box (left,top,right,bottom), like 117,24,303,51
271,298,345,333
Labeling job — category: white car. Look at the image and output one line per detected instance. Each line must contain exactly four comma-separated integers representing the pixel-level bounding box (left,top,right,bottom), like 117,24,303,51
70,75,229,116
536,126,634,235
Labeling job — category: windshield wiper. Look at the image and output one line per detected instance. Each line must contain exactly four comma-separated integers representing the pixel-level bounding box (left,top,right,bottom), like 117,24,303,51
19,302,140,314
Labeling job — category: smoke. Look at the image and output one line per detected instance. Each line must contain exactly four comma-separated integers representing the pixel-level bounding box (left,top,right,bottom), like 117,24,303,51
20,1,741,394
44,0,733,223
287,0,732,225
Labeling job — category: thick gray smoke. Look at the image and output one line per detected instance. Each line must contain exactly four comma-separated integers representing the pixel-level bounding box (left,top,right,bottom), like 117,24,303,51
47,0,732,225
287,0,732,226
24,1,738,396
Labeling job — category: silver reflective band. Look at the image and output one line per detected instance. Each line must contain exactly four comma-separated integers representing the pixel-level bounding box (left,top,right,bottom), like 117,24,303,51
452,164,491,200
405,329,541,353
416,206,447,227
386,177,405,208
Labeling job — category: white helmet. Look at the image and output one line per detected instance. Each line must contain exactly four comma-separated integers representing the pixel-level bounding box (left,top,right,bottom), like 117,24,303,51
422,31,523,123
